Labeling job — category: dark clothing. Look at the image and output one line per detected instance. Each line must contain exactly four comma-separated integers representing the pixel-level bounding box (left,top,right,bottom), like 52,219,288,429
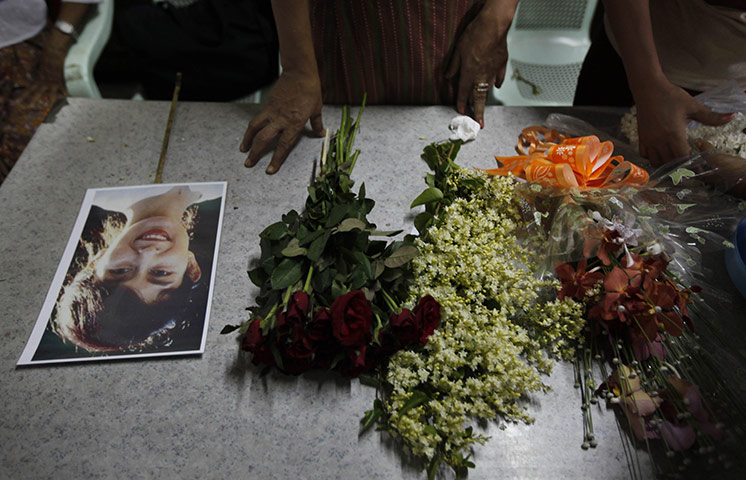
573,7,634,107
116,0,278,101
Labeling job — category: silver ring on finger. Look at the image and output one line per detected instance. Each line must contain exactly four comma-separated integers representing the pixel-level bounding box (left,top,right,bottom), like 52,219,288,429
473,82,490,93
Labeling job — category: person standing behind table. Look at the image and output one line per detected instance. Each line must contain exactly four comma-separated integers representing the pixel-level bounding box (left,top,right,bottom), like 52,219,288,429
240,0,520,174
574,0,746,166
0,0,100,184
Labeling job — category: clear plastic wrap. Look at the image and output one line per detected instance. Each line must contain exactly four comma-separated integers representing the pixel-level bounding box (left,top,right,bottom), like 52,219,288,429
508,114,742,281
485,116,746,473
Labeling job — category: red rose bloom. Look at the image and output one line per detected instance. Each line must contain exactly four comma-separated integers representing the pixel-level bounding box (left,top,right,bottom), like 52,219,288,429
308,307,333,344
330,290,373,346
278,291,311,334
241,318,275,366
285,324,314,360
413,295,440,345
389,308,418,346
280,352,311,375
341,345,370,377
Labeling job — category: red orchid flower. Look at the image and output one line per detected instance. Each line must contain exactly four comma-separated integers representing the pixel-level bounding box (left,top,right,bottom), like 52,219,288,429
600,266,644,324
638,280,686,338
555,259,604,301
583,226,625,266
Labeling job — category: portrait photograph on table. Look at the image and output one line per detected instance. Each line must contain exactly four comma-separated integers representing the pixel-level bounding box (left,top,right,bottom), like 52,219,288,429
18,182,227,365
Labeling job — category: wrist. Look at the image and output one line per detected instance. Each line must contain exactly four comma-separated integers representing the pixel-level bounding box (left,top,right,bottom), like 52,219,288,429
53,20,79,42
628,71,670,102
480,0,519,30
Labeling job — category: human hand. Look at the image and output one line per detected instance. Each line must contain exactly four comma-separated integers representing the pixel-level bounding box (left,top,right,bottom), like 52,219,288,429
694,139,746,198
634,81,733,166
445,6,511,128
240,70,324,174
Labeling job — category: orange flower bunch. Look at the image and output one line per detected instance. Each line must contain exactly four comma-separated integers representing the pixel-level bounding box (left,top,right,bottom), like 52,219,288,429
482,126,649,189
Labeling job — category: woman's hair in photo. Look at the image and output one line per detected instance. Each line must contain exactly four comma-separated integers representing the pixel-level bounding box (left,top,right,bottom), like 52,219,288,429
52,206,201,353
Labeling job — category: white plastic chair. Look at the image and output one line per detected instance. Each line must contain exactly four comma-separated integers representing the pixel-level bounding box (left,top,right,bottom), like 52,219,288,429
64,0,114,98
492,0,598,106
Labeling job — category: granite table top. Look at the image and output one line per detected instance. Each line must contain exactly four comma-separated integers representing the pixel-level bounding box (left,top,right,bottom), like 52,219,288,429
1,99,742,479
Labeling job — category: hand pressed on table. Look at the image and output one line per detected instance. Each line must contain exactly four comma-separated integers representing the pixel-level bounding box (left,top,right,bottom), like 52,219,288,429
446,0,516,129
240,70,325,175
635,80,733,166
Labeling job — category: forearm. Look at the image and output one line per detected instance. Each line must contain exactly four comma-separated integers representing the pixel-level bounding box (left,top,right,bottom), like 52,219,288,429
58,2,94,29
48,2,94,53
271,0,318,76
602,0,667,98
480,0,520,30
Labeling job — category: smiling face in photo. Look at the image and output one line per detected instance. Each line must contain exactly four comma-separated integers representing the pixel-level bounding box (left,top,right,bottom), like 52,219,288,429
94,215,201,304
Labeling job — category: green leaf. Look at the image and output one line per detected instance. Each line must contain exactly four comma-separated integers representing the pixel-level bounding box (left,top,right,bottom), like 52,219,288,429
281,238,308,257
371,259,385,279
331,278,345,299
352,250,372,279
220,324,240,334
261,256,278,275
427,455,441,480
414,211,434,235
369,229,402,237
337,218,367,232
259,221,288,240
384,245,418,268
298,228,325,247
398,390,428,416
282,209,300,228
348,268,368,290
410,186,444,208
270,258,304,290
425,173,436,188
307,230,331,262
312,267,334,293
361,408,381,432
325,203,350,228
248,266,268,288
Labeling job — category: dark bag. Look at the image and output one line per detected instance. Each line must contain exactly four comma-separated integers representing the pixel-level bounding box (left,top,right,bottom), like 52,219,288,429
119,0,278,101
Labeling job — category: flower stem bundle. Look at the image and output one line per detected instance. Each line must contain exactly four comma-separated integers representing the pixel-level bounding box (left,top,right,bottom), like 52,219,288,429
224,104,441,376
364,141,585,479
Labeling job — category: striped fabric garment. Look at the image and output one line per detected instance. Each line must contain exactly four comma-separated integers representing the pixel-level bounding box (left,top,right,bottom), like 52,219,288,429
310,0,483,105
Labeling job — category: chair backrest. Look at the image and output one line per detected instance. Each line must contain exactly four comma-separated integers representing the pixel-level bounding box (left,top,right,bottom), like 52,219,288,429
64,0,114,98
492,0,598,106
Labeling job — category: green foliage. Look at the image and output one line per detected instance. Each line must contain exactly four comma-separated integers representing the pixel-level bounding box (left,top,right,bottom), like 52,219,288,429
229,103,419,335
408,140,486,241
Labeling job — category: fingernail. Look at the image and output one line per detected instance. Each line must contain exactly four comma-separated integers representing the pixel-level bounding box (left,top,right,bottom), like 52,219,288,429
722,112,735,119
266,166,276,174
458,106,465,114
479,119,484,129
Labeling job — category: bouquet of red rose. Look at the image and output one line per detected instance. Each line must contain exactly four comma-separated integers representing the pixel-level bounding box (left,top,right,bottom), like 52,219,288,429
224,105,440,376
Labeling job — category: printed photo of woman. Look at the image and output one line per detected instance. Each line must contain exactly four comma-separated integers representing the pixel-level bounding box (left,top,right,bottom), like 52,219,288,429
19,182,226,364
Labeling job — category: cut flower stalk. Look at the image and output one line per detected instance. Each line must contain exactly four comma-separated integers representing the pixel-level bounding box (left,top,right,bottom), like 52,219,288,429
224,103,441,377
364,141,586,479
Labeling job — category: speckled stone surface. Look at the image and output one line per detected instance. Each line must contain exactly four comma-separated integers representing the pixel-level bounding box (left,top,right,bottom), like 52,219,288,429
1,99,732,479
